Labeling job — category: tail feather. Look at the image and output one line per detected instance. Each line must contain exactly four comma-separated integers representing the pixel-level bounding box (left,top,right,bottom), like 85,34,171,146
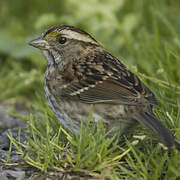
136,112,176,150
174,140,180,151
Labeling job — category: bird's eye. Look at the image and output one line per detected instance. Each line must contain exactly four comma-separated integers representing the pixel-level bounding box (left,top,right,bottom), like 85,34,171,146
58,37,67,44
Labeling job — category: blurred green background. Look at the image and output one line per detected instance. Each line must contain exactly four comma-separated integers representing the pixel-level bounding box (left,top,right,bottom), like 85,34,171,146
0,0,179,108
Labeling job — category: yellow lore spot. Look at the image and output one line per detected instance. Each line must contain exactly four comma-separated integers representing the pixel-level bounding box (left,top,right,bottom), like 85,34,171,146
45,30,60,38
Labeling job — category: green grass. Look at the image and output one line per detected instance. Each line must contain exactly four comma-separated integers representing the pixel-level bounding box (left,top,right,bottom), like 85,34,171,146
0,0,180,179
5,102,180,179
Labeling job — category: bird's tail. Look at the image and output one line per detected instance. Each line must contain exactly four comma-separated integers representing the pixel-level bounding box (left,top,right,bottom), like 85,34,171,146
135,112,180,150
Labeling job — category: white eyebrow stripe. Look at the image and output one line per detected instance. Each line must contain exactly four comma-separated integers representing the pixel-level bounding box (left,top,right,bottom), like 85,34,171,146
61,30,98,45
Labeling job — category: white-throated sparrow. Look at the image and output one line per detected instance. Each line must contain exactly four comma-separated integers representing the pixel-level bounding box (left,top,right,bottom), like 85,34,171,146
29,25,180,150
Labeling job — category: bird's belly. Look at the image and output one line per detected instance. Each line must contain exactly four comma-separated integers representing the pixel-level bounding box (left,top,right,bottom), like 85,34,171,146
44,79,130,133
47,95,129,134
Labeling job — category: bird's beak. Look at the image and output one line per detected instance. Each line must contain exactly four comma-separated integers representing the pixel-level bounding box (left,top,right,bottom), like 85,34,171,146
28,36,49,50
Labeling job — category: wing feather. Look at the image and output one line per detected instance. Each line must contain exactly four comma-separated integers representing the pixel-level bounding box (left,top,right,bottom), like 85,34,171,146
60,52,158,105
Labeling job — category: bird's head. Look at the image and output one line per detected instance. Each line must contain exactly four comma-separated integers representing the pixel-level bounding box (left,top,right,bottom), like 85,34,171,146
29,25,100,66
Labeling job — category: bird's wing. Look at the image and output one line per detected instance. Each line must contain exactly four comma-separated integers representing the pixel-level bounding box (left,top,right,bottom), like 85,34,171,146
61,51,158,105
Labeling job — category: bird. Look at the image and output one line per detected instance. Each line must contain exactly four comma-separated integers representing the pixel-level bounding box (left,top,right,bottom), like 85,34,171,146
29,25,180,150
